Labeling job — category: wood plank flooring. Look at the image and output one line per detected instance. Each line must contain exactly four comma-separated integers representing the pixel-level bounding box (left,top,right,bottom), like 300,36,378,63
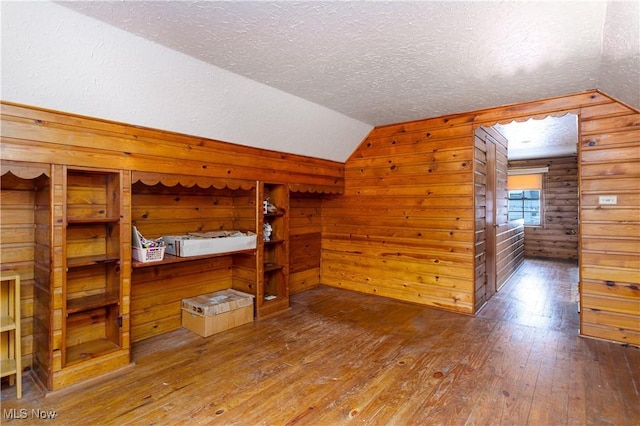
2,258,639,425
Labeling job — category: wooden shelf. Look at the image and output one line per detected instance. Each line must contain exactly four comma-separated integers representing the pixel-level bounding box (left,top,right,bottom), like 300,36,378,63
257,183,289,318
1,270,21,398
0,271,21,281
264,239,285,245
0,315,16,332
67,217,120,225
264,263,285,272
65,339,120,367
264,210,285,218
67,255,120,268
0,358,17,378
132,249,256,269
57,168,127,388
257,297,290,318
66,294,119,315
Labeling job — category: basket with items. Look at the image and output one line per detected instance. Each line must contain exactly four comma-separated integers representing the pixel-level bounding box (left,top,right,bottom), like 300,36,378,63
132,226,166,263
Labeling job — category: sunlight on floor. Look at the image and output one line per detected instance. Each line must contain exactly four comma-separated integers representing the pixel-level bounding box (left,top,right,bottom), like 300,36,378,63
493,259,579,331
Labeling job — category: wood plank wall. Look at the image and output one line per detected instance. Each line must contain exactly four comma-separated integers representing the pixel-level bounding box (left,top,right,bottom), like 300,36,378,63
322,119,477,314
0,102,345,191
579,104,640,346
496,221,525,290
129,183,255,342
289,192,323,294
131,257,233,342
1,93,638,349
1,171,40,369
0,163,52,372
33,170,52,378
0,101,345,355
486,130,525,293
322,91,639,347
508,156,579,261
474,129,491,312
474,126,523,312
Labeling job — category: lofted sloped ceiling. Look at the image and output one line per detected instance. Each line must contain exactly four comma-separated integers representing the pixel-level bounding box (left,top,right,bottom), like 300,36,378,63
3,1,639,162
58,1,639,125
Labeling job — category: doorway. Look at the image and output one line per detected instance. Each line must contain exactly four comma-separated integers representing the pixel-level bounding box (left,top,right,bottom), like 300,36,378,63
475,114,579,312
474,114,579,311
494,114,579,262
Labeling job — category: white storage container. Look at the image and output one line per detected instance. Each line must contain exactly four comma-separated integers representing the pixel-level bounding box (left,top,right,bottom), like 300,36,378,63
163,231,256,257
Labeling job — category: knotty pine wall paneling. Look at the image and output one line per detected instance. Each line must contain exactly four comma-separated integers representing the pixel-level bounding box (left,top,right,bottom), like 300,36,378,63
488,129,523,292
475,93,639,345
0,162,51,372
324,91,639,347
231,184,260,299
0,102,345,191
473,130,489,311
474,126,522,312
129,179,257,343
1,101,345,370
32,167,52,385
322,120,477,314
508,156,579,261
289,191,323,294
495,220,525,290
579,105,640,346
2,92,638,351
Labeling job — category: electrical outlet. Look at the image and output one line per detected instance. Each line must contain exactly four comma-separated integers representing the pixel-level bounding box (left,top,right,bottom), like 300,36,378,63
599,195,617,205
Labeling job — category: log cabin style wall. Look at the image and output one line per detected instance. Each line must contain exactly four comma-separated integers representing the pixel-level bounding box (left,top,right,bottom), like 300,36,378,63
322,118,477,314
474,127,524,312
322,91,639,346
579,103,640,346
1,89,638,374
508,156,579,261
129,179,256,342
0,103,344,191
0,162,51,371
0,101,344,378
289,192,323,294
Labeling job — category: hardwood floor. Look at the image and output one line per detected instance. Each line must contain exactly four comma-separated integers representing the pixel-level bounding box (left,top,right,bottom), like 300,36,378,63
2,258,639,425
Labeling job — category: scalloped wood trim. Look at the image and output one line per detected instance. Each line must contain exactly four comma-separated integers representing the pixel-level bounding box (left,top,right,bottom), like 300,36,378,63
484,109,581,127
362,90,626,143
132,171,255,190
289,183,344,194
1,160,50,179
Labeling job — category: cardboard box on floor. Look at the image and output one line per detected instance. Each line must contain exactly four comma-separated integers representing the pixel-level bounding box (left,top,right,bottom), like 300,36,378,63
181,289,254,337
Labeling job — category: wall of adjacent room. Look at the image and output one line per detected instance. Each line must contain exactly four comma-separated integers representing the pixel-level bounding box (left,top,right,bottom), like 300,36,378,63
508,155,579,261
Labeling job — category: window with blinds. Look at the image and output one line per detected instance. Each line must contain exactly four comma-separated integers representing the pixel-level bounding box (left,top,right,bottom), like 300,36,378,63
507,171,544,226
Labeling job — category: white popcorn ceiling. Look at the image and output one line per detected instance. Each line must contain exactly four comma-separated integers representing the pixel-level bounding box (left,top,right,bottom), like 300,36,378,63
56,1,639,159
494,114,578,161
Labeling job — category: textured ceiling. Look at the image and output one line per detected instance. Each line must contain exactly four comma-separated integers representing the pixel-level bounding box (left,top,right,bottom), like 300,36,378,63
59,0,610,126
494,114,578,161
54,1,638,160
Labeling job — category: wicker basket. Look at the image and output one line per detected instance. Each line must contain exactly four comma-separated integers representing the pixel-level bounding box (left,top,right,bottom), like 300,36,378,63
132,246,165,263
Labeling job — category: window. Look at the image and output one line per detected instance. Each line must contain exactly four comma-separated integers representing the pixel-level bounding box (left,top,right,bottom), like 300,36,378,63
507,169,546,226
508,189,541,225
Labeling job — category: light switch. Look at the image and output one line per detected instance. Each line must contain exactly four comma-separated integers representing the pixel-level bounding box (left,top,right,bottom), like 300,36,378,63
599,195,617,205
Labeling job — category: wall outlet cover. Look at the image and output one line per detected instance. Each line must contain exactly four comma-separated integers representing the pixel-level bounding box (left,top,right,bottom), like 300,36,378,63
599,195,617,205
